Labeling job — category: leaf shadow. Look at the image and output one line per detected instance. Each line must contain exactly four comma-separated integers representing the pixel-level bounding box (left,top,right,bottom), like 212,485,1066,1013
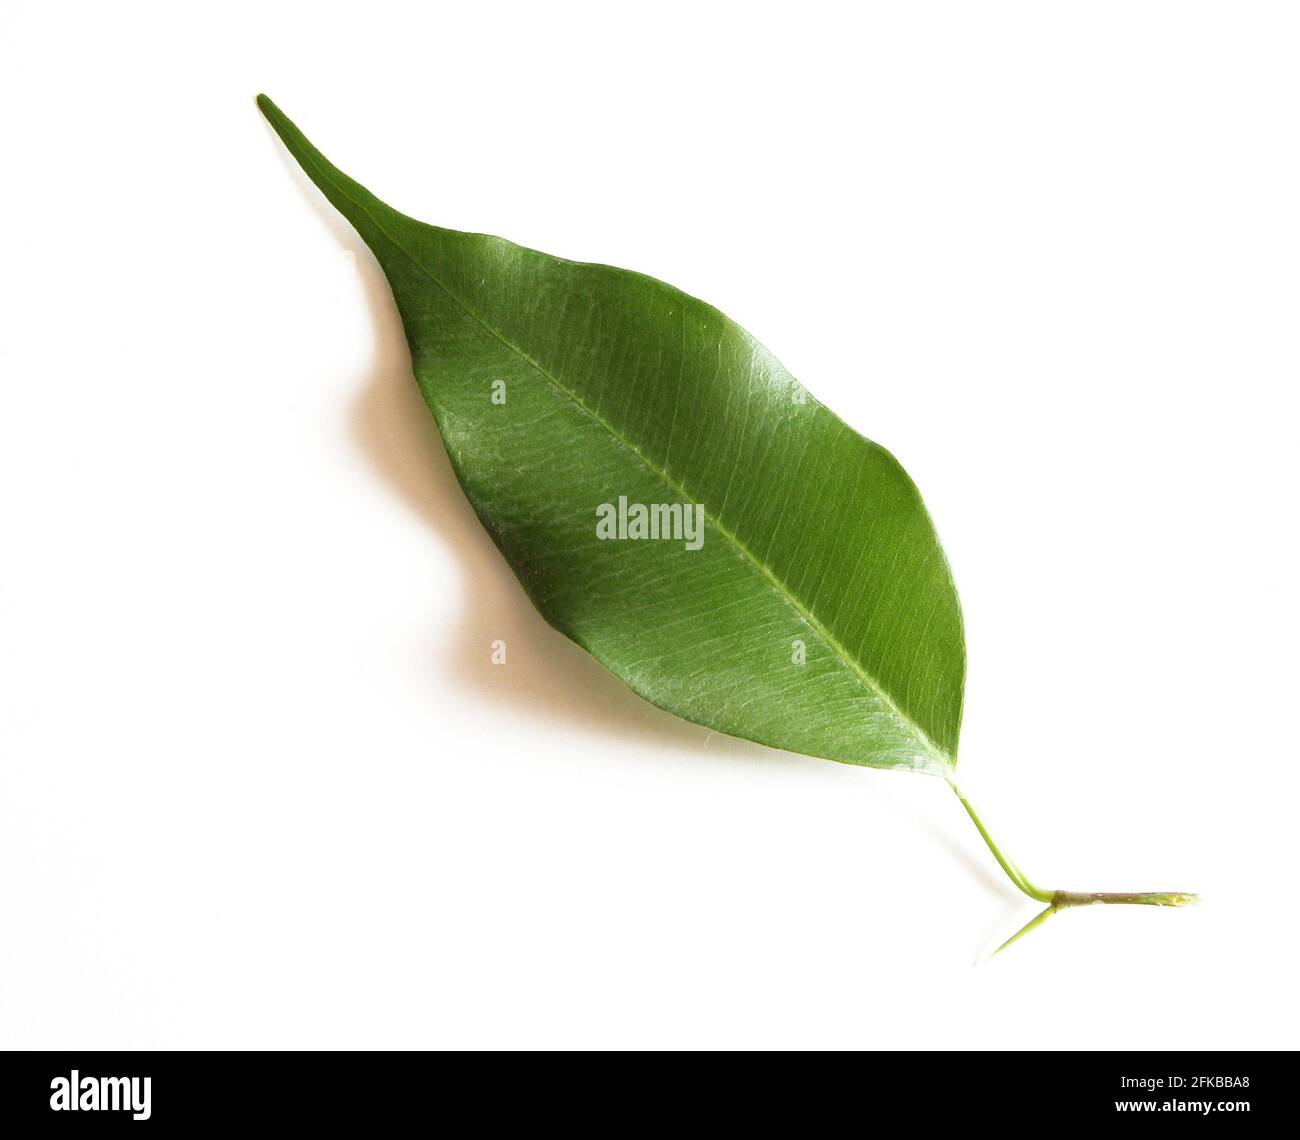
262,129,775,765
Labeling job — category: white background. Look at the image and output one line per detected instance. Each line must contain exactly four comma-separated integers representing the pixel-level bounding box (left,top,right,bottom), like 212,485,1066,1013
2,1,1297,1050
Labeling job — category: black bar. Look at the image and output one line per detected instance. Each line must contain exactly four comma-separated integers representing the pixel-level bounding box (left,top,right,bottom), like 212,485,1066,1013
0,1050,1288,1127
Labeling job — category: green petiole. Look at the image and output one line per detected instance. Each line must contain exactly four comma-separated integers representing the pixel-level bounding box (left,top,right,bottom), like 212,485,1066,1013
947,777,1198,956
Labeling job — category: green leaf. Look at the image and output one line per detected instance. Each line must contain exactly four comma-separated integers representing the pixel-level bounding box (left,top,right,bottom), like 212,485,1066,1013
259,97,1203,947
258,94,965,777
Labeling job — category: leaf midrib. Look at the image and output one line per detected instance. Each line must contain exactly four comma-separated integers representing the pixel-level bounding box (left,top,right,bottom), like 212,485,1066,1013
290,142,949,770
